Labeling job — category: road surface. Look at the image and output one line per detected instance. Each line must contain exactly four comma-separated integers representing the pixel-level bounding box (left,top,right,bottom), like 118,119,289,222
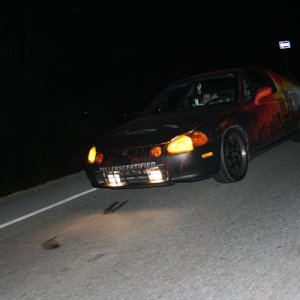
1,140,300,299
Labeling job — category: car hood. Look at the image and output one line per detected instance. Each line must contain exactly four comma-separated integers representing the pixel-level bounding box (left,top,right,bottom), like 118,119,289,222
95,107,221,150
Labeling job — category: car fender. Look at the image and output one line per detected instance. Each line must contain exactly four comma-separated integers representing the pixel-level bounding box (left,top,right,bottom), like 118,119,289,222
212,116,248,143
220,124,249,158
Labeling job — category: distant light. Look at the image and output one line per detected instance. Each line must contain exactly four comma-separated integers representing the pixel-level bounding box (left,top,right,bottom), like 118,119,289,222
279,40,291,49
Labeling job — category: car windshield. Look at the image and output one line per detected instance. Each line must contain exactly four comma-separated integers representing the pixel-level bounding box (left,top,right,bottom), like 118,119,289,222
142,73,237,115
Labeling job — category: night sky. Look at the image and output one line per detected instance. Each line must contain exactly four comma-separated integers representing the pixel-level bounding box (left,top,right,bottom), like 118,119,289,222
1,1,300,195
2,2,300,105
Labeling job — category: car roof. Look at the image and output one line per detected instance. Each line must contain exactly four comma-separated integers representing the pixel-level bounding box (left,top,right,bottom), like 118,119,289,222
175,66,269,83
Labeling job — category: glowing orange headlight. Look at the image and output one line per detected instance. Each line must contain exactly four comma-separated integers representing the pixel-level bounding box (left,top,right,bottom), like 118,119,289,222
87,146,104,164
87,146,97,163
167,135,193,154
167,131,208,154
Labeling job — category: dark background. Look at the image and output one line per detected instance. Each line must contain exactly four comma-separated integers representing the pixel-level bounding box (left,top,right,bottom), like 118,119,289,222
1,2,299,197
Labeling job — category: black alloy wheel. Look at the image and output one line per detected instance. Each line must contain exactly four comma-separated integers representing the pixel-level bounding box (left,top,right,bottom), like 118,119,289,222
215,129,248,183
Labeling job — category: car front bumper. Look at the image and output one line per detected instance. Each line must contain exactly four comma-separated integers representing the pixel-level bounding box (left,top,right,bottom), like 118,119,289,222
85,141,220,188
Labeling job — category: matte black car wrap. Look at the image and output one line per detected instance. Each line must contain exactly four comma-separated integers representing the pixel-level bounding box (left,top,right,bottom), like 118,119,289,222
85,67,300,188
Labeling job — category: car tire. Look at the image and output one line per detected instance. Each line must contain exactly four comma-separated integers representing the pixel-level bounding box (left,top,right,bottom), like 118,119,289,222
214,129,248,183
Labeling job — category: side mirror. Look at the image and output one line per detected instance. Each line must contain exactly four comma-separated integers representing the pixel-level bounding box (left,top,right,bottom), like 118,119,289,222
254,86,273,105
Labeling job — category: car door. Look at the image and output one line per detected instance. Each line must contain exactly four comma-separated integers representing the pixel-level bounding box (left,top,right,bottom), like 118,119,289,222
267,71,300,135
241,69,285,153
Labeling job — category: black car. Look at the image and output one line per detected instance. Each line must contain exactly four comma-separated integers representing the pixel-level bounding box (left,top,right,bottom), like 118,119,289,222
85,66,300,188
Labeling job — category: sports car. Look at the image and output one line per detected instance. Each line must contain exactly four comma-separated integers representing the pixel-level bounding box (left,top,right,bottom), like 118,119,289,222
85,66,300,188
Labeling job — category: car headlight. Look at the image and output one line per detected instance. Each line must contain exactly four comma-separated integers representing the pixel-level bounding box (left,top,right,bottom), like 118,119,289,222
87,146,104,164
167,131,208,154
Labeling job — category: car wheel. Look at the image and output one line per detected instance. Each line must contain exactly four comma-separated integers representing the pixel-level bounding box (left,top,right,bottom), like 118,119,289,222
214,130,248,183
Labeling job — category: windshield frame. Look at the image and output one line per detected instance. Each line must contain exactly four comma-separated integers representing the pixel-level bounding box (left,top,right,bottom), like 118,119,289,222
141,73,238,116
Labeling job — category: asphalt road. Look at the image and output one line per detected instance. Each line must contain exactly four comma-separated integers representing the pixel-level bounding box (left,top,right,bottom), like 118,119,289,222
1,139,300,300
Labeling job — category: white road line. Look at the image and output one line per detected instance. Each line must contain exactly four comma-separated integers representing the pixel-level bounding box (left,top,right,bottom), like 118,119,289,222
0,188,97,229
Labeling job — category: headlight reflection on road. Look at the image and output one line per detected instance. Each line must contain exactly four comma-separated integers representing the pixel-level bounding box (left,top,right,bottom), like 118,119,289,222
43,209,180,248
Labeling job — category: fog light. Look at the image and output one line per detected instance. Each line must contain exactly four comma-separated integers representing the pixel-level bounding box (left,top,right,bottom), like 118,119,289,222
147,167,163,183
107,172,124,186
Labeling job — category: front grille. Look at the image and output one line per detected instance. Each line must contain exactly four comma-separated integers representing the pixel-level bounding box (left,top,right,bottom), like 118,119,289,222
99,166,169,187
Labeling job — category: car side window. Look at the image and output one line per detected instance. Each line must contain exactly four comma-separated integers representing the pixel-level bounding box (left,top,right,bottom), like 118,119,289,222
242,76,252,102
242,69,276,103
